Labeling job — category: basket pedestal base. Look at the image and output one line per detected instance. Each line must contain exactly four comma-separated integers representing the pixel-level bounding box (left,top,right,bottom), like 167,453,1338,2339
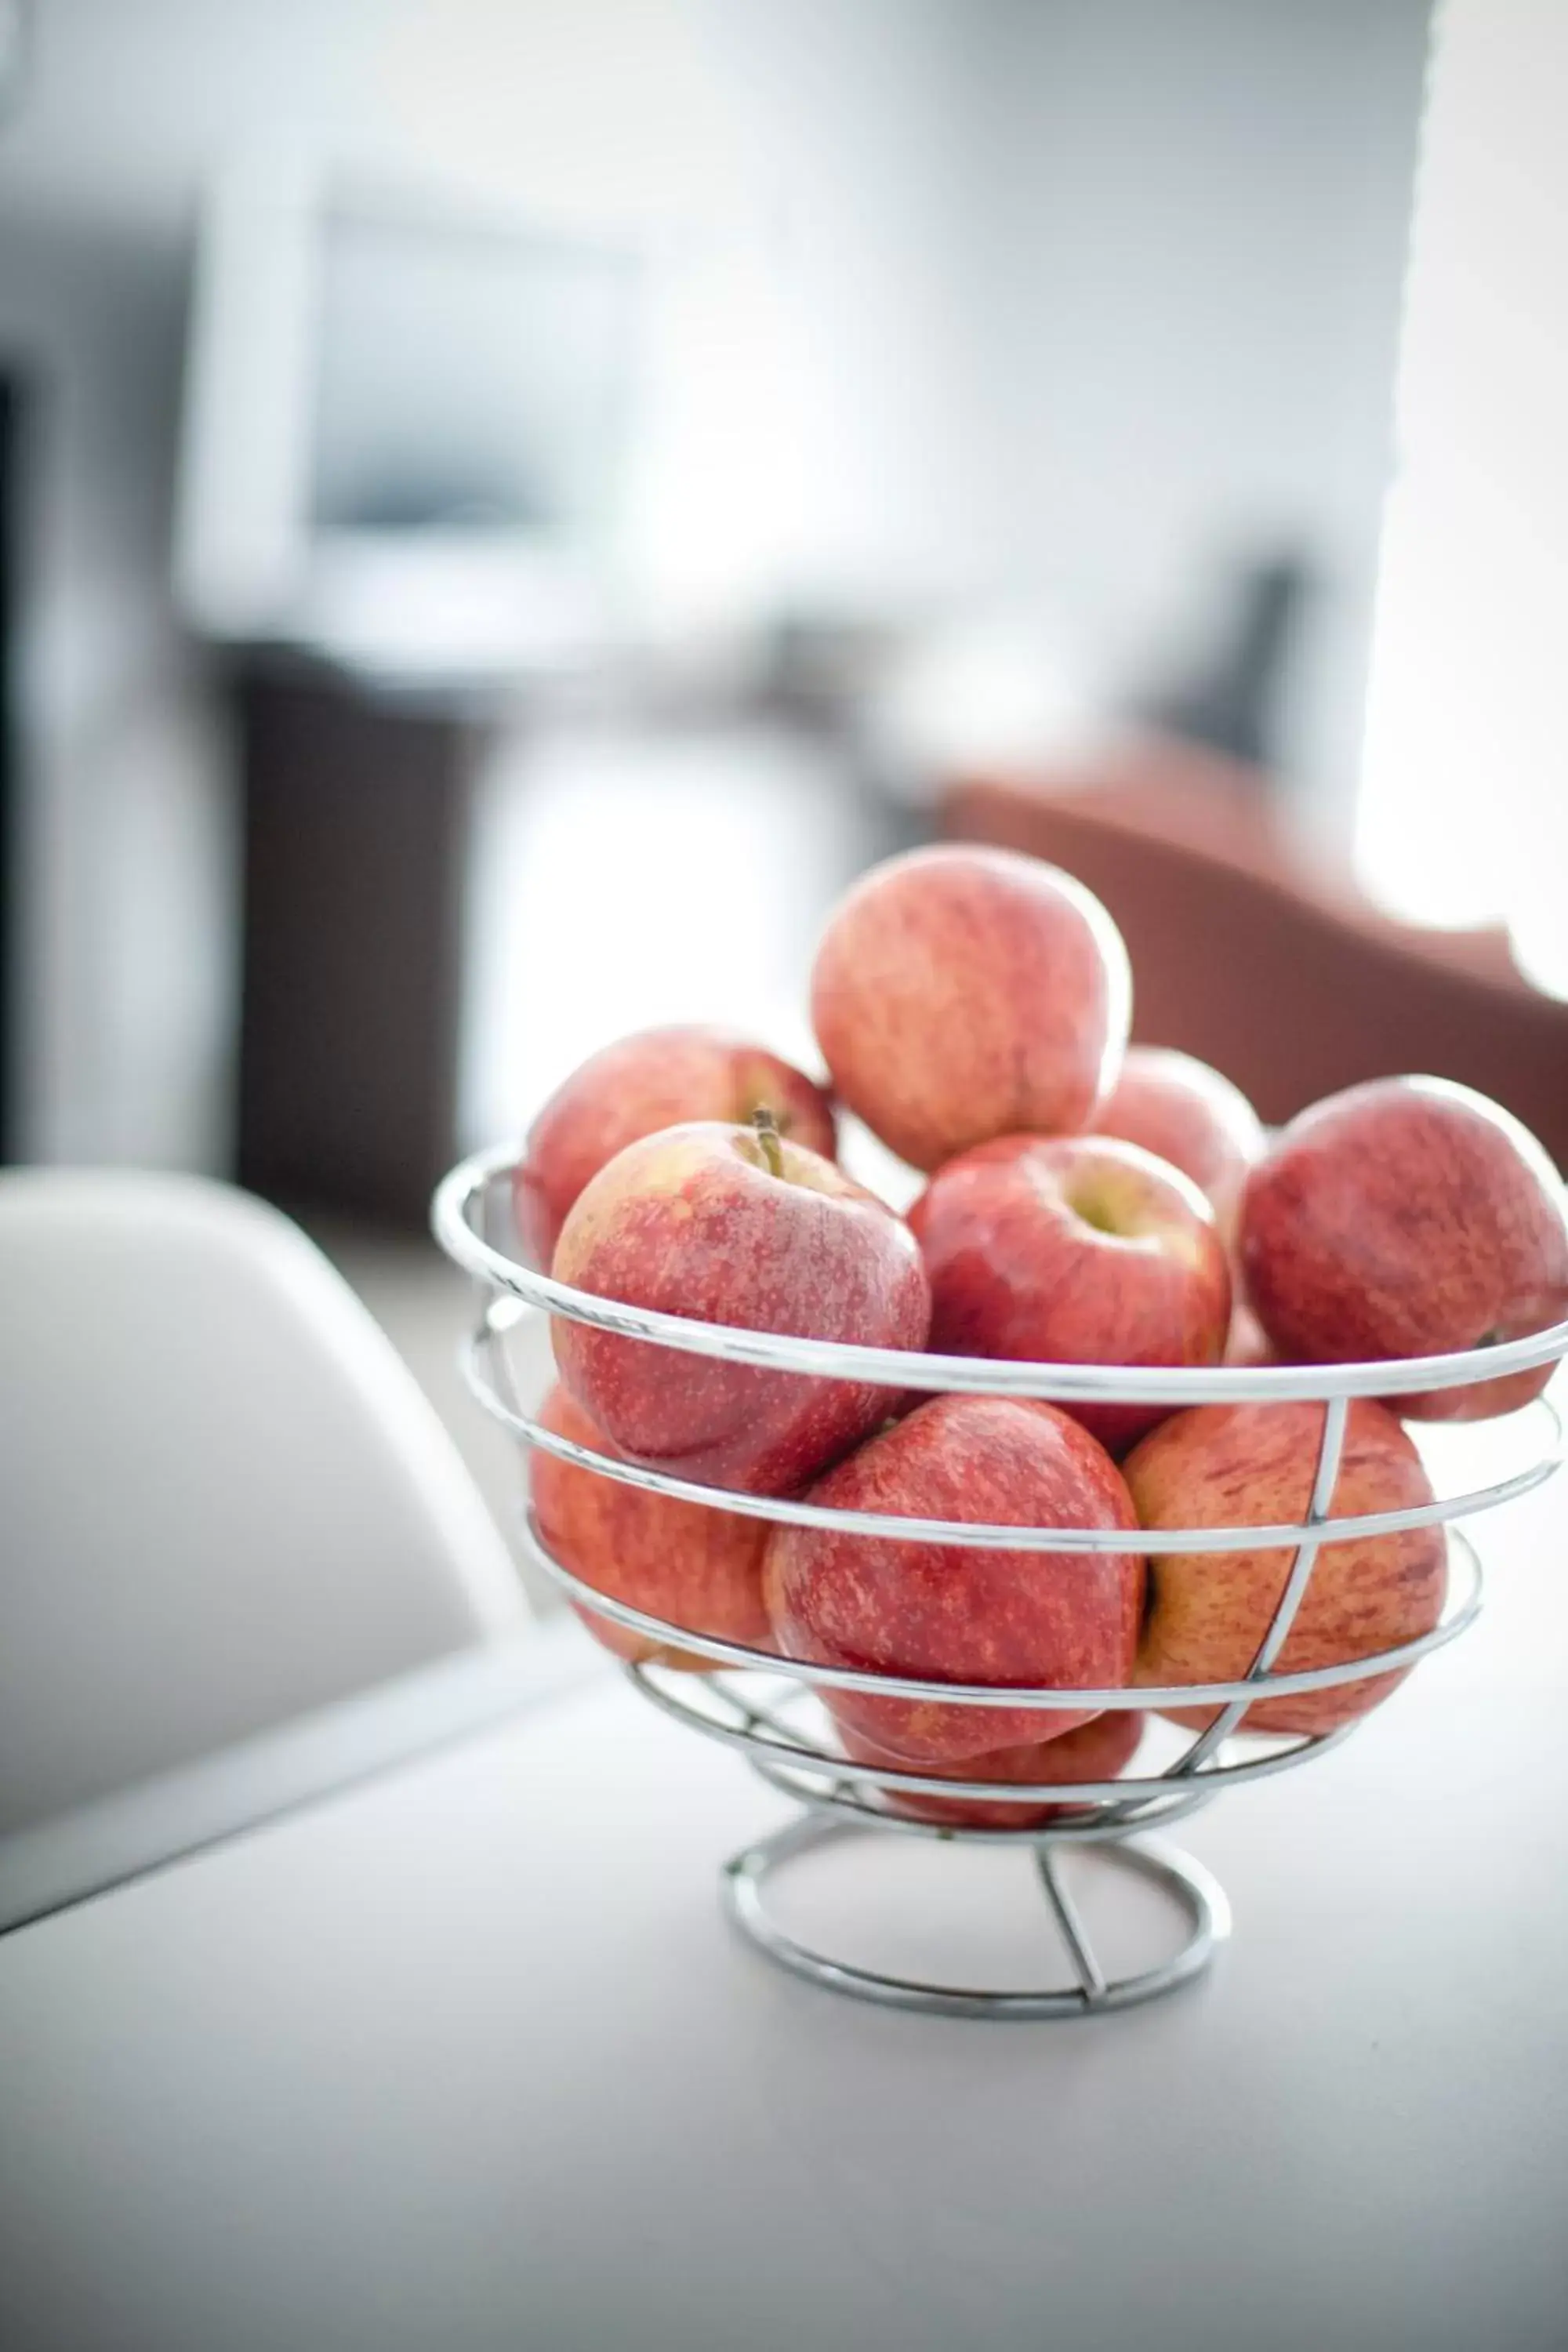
721,1813,1232,2020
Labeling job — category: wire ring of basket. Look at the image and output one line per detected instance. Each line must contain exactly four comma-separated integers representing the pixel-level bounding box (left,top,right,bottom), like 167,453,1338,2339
434,1144,1568,1406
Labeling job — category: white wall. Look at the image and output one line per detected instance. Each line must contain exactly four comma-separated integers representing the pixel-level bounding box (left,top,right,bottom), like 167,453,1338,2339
956,0,1431,815
1356,0,1568,997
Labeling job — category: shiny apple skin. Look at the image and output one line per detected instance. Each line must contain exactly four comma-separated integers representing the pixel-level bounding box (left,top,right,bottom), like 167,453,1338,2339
531,1383,771,1671
810,844,1131,1171
553,1122,931,1497
1098,1045,1264,1242
1127,1397,1447,1737
909,1133,1231,1454
515,1025,836,1268
1240,1076,1568,1421
839,1708,1145,1830
764,1393,1144,1763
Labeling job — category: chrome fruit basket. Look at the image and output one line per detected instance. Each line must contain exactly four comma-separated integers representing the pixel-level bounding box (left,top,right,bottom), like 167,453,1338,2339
434,1145,1568,2021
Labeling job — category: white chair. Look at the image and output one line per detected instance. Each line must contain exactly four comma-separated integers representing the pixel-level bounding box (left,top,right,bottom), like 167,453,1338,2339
0,1170,578,1927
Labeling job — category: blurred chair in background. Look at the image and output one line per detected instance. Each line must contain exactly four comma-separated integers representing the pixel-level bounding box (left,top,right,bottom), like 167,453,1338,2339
943,739,1568,1163
0,1168,546,1928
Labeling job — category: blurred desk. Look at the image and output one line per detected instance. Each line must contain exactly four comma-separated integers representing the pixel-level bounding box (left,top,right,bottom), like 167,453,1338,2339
2,1466,1566,2352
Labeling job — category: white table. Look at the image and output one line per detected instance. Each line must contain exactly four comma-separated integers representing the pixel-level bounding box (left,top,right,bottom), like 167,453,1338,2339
2,1463,1566,2352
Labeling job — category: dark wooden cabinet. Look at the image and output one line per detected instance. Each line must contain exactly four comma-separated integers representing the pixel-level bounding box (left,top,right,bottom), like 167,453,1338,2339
235,662,481,1228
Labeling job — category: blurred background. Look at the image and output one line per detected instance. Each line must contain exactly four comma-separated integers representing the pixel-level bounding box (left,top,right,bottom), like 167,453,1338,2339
2,0,1563,1559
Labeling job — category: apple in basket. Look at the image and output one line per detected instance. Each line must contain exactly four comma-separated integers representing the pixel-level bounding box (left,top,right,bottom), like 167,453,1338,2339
514,1025,836,1268
1240,1076,1568,1421
1126,1398,1448,1737
838,1708,1146,1831
810,844,1132,1171
909,1132,1231,1454
763,1393,1144,1763
551,1116,931,1497
530,1384,770,1671
1095,1045,1265,1244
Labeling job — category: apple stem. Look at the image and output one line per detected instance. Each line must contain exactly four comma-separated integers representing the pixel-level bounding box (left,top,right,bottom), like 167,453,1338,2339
753,1103,786,1179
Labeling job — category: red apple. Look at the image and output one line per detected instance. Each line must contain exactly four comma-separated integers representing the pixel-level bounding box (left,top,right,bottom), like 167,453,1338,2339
763,1394,1144,1763
1096,1046,1264,1242
530,1384,770,1671
809,844,1131,1171
1240,1076,1568,1420
908,1134,1232,1454
552,1120,930,1497
839,1708,1145,1831
514,1025,836,1268
1126,1398,1447,1737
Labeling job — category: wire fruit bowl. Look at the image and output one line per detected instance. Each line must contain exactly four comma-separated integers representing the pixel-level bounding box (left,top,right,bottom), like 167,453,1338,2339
434,1142,1568,2021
